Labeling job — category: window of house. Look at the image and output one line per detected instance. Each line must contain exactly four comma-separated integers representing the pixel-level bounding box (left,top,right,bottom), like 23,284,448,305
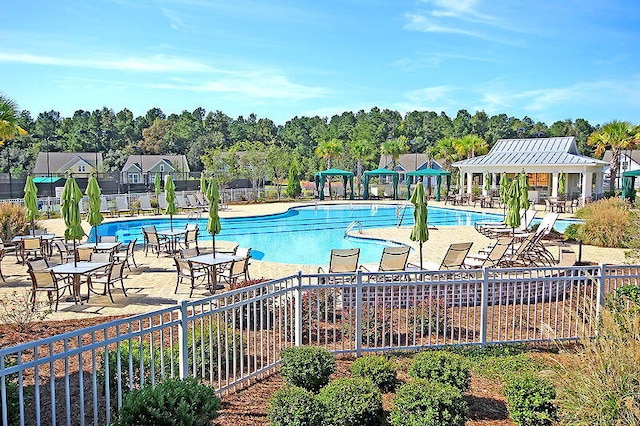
78,165,86,172
160,165,165,172
128,173,139,183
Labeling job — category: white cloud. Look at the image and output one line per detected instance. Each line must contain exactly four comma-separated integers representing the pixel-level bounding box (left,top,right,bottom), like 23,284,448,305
0,51,213,73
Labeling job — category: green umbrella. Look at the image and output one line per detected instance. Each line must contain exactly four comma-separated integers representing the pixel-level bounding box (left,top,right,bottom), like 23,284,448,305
154,173,162,214
23,175,39,235
558,173,566,198
200,173,207,195
504,178,521,230
85,176,104,245
484,172,491,193
61,176,85,266
518,170,530,227
409,181,429,269
164,175,177,231
499,173,509,205
207,178,222,257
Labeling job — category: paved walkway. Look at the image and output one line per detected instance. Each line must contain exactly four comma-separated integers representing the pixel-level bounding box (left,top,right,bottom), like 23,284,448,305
0,200,628,321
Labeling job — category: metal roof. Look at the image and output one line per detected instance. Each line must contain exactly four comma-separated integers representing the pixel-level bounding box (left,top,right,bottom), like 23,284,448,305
453,137,608,167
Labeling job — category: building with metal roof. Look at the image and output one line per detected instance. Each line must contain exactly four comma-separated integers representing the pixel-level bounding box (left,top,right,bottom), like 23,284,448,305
452,137,607,203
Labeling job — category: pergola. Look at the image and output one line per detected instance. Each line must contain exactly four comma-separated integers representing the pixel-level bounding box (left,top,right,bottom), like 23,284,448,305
314,168,354,200
362,168,399,200
621,169,640,203
406,169,451,201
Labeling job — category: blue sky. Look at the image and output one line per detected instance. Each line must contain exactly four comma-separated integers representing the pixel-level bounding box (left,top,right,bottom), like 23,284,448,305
2,0,639,125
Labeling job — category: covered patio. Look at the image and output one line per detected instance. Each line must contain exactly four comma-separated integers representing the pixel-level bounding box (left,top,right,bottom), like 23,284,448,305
314,168,355,200
453,137,607,205
362,168,399,200
405,169,452,201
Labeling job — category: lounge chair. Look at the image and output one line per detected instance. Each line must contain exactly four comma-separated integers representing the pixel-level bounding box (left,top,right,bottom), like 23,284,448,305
317,248,360,274
475,209,528,235
464,237,513,268
362,246,411,272
187,194,207,210
485,210,537,237
157,193,168,211
115,195,133,216
100,196,113,216
138,194,155,215
438,242,473,270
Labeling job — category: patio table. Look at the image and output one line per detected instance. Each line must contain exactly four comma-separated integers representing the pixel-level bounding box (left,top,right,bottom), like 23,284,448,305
186,253,242,292
157,229,187,255
49,261,110,303
77,242,122,253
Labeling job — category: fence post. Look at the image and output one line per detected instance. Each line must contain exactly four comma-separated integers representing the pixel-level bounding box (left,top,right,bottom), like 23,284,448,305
355,270,363,357
596,263,607,320
294,272,303,347
479,267,489,347
177,299,189,379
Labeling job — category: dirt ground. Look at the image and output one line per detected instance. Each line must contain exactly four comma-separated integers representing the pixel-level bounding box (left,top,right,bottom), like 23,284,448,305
0,316,519,426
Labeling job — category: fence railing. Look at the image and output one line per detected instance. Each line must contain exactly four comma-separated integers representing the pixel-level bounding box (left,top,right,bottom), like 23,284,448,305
1,264,637,426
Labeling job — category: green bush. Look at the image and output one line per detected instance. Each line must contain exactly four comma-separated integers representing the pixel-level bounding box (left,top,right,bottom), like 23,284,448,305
100,340,163,396
0,202,30,241
279,346,336,393
317,377,383,426
574,197,638,247
504,374,557,426
563,223,582,241
350,354,398,392
267,385,323,426
389,379,468,426
110,377,220,426
408,350,471,392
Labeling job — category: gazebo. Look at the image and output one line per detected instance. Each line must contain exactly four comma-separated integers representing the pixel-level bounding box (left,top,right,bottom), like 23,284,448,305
621,169,640,203
406,169,452,201
314,168,354,200
362,168,399,200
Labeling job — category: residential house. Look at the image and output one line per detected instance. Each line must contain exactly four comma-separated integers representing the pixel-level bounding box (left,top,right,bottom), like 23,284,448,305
120,155,190,185
33,152,103,181
452,137,607,203
602,150,640,189
378,153,445,186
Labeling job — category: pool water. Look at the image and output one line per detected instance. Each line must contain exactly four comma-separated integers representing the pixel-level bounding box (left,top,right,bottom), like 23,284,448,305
95,204,575,265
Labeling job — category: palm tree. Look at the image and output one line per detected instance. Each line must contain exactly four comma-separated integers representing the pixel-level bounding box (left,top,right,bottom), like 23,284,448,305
380,136,409,170
453,134,489,159
315,138,343,197
431,136,459,171
588,121,640,192
0,94,27,143
350,139,375,196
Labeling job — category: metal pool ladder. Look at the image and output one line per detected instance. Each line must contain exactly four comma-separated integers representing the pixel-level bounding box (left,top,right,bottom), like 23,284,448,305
344,220,363,237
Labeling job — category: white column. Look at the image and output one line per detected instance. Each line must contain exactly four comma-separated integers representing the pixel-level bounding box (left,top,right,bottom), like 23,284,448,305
491,173,498,191
594,171,604,197
581,171,593,204
551,172,559,198
466,172,473,194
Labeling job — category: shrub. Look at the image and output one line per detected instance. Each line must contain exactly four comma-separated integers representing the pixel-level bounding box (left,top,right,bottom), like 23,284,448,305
406,298,448,338
317,377,383,426
0,289,52,333
389,379,468,426
343,305,398,347
100,339,163,396
350,354,398,392
0,202,30,241
111,377,220,426
504,374,557,426
554,307,640,424
2,356,21,425
279,346,335,392
563,223,581,241
267,385,323,426
408,350,471,392
574,197,638,247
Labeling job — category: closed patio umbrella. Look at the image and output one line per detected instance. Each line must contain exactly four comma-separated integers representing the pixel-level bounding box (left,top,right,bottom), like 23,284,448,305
558,173,566,198
409,181,429,269
499,173,509,216
61,176,85,266
24,175,39,235
85,176,104,246
504,178,521,248
164,175,177,231
207,178,221,257
484,172,490,193
518,170,530,226
154,172,162,214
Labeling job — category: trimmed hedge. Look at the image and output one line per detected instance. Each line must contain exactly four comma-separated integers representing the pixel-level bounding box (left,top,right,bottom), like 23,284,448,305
267,385,323,426
390,379,468,426
408,350,471,392
504,374,557,426
279,346,336,393
317,377,383,426
350,354,398,392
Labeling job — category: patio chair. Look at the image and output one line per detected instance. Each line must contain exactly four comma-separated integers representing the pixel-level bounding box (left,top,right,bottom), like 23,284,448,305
75,246,94,262
29,269,74,311
113,239,138,270
100,196,113,216
438,242,473,270
317,248,360,274
187,194,207,210
157,193,168,211
100,235,118,243
362,245,411,272
52,239,75,264
90,260,128,303
218,256,251,287
174,257,210,297
486,210,537,237
115,195,133,216
464,237,513,268
144,229,169,257
475,209,527,235
138,194,156,215
182,227,199,250
20,236,44,264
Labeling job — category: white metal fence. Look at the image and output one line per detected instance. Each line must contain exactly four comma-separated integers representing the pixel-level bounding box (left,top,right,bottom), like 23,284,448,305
1,264,638,425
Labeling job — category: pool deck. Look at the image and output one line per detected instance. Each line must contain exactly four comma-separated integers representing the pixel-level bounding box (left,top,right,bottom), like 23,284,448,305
0,199,628,322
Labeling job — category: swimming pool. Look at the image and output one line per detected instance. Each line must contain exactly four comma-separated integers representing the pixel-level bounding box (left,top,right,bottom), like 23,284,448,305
95,204,575,265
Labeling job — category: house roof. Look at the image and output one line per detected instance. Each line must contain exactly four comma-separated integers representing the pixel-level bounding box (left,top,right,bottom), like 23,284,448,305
603,150,640,165
379,153,443,172
121,155,190,173
453,137,608,168
33,152,102,174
